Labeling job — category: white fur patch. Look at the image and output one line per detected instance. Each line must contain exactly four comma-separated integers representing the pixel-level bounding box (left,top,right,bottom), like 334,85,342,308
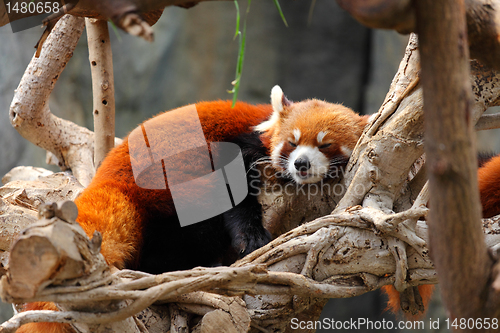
254,116,275,133
317,131,328,144
254,85,284,133
271,141,285,166
288,145,329,184
340,145,353,157
293,129,301,143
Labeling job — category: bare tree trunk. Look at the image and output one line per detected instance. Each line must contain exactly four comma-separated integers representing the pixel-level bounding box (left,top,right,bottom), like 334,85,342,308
416,0,494,325
86,19,116,170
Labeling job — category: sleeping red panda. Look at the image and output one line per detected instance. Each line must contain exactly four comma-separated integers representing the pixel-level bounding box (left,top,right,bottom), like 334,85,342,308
256,86,368,185
23,84,500,329
74,85,371,274
17,86,370,333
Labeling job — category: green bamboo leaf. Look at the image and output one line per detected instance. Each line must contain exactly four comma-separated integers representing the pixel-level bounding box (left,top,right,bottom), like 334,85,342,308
230,21,246,107
233,0,240,40
229,0,249,107
108,20,122,43
273,0,288,27
230,0,285,106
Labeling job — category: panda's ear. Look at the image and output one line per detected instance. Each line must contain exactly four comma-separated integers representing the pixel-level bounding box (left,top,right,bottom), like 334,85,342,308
271,85,291,114
254,85,292,133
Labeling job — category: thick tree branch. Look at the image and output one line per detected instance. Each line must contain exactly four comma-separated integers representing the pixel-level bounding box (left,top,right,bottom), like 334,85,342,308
8,15,95,186
416,0,494,321
9,15,122,186
0,0,236,43
336,0,500,72
3,207,500,332
475,113,500,130
339,34,500,217
327,31,500,319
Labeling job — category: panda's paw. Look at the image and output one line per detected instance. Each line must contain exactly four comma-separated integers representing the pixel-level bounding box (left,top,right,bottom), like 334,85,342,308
235,227,272,258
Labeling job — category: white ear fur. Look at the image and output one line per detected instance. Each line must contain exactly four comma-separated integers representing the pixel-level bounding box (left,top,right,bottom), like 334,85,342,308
271,85,284,113
254,85,285,132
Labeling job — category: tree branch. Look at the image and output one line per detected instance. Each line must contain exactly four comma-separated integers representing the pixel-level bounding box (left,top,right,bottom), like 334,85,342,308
475,113,500,130
416,0,494,321
336,0,500,72
8,15,95,186
3,208,500,332
9,15,122,186
0,0,235,44
86,19,116,169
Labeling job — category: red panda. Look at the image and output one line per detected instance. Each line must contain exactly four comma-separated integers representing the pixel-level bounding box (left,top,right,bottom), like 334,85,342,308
257,86,368,185
18,85,427,333
73,85,370,275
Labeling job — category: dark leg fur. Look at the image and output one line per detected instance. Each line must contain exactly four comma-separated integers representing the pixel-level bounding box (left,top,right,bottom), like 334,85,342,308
225,131,272,257
223,195,271,257
136,131,271,273
137,212,233,273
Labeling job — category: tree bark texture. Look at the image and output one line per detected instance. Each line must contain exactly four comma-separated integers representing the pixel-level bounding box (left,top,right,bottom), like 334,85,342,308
8,15,96,187
0,0,233,43
9,15,122,187
416,0,494,324
86,18,116,170
336,0,500,72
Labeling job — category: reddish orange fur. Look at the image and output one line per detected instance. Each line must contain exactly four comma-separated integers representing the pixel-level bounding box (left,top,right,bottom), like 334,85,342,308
479,154,500,218
26,99,500,329
16,303,72,333
382,154,500,317
267,99,368,156
75,101,272,269
382,285,434,318
19,101,272,333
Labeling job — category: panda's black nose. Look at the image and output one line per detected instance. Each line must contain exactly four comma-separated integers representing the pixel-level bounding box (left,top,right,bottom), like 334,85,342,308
294,157,311,171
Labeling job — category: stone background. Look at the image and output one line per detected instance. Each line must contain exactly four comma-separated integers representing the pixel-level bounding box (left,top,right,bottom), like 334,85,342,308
0,0,482,330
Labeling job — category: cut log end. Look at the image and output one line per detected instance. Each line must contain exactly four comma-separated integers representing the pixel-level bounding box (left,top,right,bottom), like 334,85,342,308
0,217,107,301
